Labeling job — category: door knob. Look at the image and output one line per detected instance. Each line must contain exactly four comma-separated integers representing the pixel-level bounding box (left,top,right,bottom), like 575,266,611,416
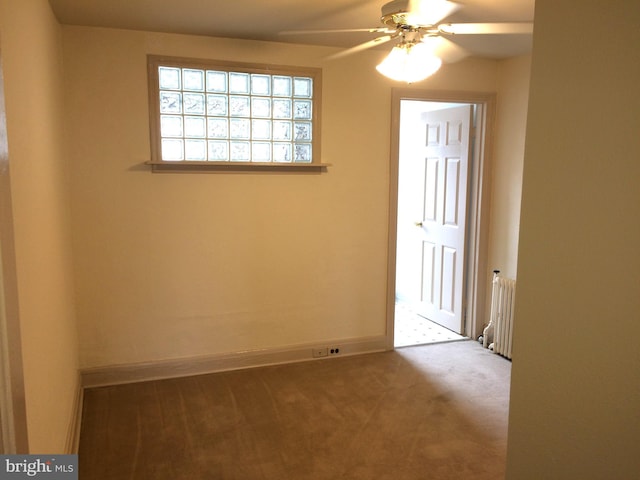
414,221,423,227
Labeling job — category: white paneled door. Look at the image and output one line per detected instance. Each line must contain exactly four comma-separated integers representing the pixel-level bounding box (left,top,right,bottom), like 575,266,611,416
396,102,472,334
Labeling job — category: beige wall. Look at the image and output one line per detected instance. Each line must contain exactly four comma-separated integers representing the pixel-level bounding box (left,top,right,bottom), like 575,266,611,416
488,55,530,279
506,0,640,478
484,54,531,319
62,26,503,369
0,0,79,453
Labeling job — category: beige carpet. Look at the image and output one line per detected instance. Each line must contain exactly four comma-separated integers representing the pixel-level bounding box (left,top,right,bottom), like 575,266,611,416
79,341,511,479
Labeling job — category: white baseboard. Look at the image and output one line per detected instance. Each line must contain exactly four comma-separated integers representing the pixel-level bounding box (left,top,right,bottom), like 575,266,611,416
65,374,83,454
80,336,388,388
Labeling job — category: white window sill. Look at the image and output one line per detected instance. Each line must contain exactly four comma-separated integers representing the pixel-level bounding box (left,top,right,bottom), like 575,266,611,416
146,161,331,173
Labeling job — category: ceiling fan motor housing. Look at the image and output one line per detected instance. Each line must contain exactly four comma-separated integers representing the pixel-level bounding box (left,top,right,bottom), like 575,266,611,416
381,0,414,26
381,0,412,17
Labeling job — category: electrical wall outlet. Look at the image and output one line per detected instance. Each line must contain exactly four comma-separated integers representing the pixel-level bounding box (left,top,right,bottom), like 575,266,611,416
312,347,328,358
312,346,341,358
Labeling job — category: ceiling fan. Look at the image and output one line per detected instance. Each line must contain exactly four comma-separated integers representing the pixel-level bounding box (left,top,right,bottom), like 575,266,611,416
281,0,533,82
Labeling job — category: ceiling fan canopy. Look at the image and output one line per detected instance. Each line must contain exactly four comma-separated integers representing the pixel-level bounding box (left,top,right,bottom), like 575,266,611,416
380,0,460,29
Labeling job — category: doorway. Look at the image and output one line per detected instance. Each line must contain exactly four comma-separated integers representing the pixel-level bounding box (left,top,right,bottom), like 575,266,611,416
386,89,495,349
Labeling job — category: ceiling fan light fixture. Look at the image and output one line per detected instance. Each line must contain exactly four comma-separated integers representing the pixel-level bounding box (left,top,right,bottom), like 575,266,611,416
376,41,442,83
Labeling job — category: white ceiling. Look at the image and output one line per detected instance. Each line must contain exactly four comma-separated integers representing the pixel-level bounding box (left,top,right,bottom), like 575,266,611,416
48,0,535,59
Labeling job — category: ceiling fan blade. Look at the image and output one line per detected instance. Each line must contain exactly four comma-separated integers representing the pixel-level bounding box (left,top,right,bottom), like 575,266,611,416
428,36,469,63
279,27,393,36
439,22,534,35
407,0,461,26
326,35,395,60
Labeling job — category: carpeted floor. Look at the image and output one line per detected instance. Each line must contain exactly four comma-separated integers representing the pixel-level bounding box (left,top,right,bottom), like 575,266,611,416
79,341,511,479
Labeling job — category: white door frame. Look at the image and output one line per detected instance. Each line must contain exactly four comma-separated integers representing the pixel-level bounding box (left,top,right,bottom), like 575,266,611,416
386,89,496,349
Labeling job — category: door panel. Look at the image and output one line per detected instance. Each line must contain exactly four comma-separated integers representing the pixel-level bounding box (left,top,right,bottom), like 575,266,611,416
444,158,461,225
421,241,436,304
424,158,438,221
440,246,457,314
396,102,472,334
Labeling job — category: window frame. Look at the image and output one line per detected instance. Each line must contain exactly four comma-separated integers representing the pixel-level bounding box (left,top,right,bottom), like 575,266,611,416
147,55,328,172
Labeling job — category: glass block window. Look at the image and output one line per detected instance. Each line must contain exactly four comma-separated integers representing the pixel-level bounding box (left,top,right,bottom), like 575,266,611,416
148,56,321,165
